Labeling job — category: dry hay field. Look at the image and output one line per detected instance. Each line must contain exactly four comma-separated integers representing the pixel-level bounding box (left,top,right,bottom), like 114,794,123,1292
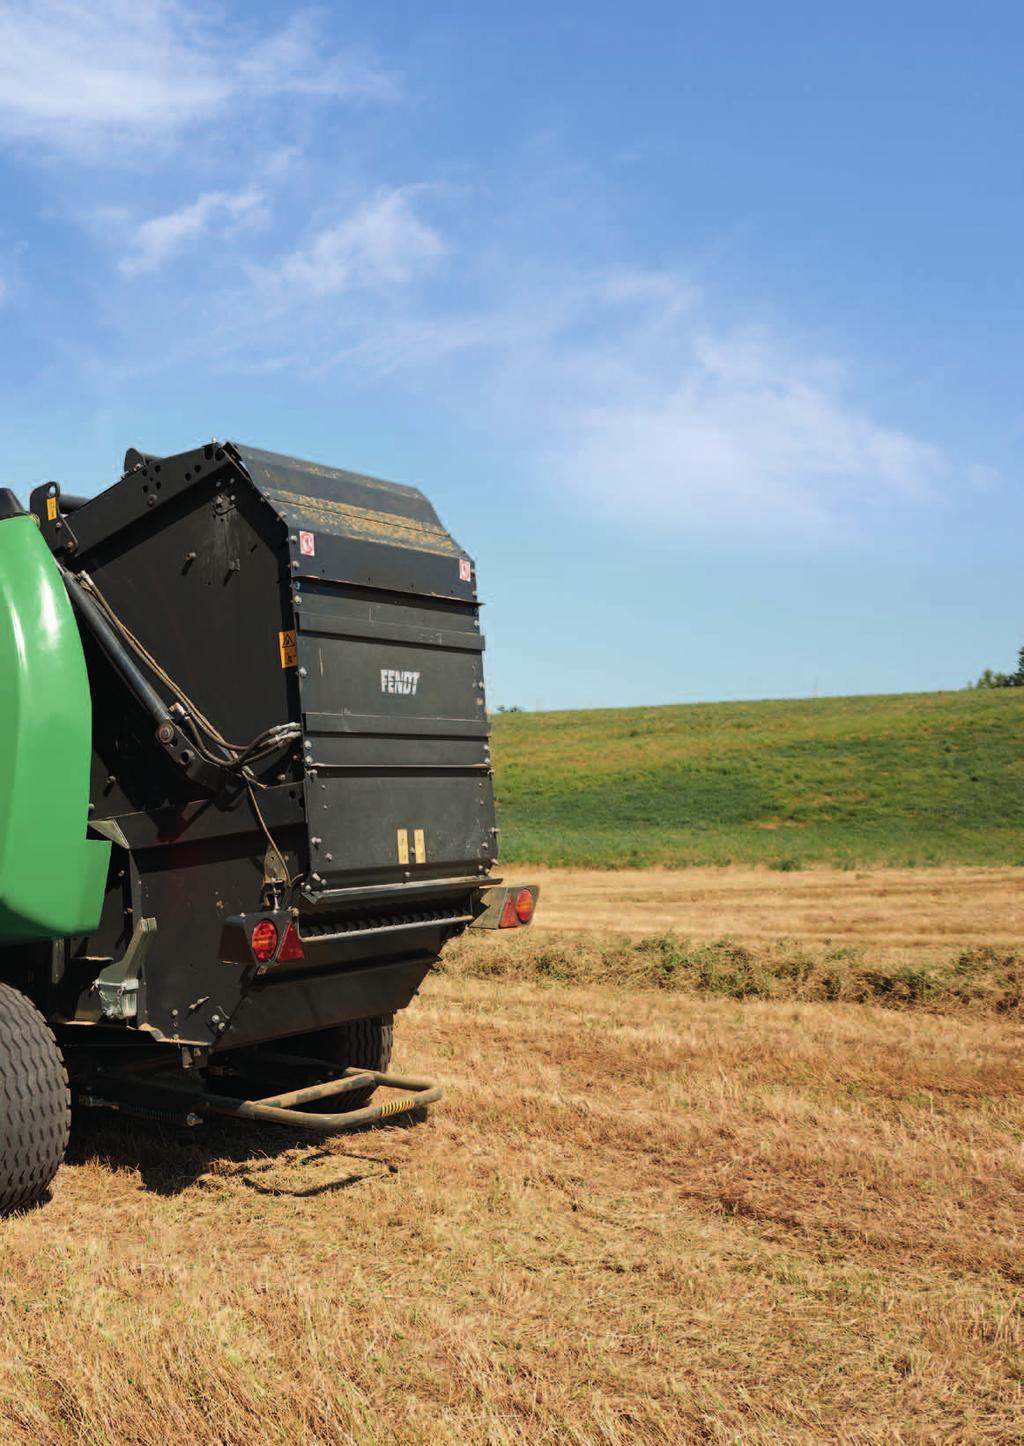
528,862,1024,957
2,865,1023,1444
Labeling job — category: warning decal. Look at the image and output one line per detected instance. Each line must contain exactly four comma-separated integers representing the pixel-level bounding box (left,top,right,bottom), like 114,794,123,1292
46,497,58,521
278,630,297,668
397,829,426,864
299,531,316,557
459,558,472,582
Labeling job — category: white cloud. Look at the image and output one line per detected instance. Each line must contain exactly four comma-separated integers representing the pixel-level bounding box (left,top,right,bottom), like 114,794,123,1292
544,312,945,533
0,2,392,153
183,228,945,535
234,12,388,101
295,265,945,534
119,188,264,276
272,190,447,297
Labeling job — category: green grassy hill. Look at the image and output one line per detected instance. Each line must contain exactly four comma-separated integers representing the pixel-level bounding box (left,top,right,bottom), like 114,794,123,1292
491,690,1024,869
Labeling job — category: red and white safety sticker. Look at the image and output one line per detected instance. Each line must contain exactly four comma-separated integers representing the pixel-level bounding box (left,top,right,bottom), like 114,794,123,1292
459,558,472,582
299,531,316,557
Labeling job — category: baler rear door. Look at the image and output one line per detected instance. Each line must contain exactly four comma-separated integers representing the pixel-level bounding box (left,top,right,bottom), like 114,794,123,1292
297,592,493,890
229,444,496,897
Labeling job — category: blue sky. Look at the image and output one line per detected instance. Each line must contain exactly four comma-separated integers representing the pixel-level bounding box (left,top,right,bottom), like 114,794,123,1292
0,1,1020,710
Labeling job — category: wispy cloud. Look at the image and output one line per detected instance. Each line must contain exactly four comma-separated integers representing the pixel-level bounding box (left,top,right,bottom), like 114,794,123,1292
269,189,447,297
0,2,393,154
539,306,945,533
119,188,264,276
271,260,946,535
233,12,389,101
110,176,940,538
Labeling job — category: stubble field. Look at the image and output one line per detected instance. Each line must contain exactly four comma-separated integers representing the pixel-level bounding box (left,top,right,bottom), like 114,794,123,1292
3,863,1023,1444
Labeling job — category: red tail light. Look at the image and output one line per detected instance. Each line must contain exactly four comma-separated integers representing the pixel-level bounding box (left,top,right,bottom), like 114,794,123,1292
276,919,304,962
499,894,520,928
514,888,534,924
250,918,279,962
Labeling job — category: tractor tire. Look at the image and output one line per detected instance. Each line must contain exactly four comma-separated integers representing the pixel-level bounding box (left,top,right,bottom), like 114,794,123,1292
288,1015,394,1112
0,983,70,1213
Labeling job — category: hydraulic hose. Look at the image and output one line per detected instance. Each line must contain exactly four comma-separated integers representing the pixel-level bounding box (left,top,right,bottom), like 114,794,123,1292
59,565,174,734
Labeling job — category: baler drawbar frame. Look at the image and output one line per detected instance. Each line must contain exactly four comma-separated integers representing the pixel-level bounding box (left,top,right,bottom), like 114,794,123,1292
80,1055,442,1133
181,1063,442,1132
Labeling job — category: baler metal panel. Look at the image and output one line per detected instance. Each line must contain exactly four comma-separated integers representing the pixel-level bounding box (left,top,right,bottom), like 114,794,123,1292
232,443,496,894
232,443,454,545
231,442,478,603
295,579,494,889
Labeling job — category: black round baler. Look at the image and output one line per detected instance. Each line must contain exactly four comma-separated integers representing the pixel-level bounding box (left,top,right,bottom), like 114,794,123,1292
0,441,537,1210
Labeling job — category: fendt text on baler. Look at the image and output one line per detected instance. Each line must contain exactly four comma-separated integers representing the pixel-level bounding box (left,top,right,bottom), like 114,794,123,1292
0,441,536,1211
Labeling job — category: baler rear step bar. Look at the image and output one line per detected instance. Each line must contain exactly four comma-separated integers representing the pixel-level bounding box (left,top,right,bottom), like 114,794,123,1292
100,1063,442,1133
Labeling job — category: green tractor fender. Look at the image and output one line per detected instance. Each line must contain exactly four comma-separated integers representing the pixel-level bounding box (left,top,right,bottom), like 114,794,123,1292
0,507,109,943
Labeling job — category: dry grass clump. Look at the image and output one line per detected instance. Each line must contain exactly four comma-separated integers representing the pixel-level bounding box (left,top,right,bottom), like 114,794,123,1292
443,929,1024,1013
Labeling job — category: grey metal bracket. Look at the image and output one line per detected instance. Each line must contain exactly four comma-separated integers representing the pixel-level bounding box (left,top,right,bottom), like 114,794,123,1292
87,817,131,850
94,916,157,1021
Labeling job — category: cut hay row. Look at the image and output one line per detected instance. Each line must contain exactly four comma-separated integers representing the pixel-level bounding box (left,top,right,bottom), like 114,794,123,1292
443,929,1024,1014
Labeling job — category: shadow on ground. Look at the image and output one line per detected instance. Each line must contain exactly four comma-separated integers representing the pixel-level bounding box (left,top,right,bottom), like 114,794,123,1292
66,1107,426,1198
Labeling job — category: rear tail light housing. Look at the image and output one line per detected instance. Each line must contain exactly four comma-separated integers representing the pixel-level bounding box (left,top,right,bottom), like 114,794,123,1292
468,883,541,930
498,887,537,928
220,910,303,966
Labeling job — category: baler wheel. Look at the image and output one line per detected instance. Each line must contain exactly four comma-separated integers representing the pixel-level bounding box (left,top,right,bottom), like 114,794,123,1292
287,1016,394,1111
0,983,70,1213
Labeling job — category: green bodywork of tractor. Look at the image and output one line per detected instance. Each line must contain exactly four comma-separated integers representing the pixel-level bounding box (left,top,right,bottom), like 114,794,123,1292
0,514,109,942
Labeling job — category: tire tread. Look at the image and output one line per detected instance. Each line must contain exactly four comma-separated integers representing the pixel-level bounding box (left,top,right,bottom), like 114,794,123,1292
0,983,70,1213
